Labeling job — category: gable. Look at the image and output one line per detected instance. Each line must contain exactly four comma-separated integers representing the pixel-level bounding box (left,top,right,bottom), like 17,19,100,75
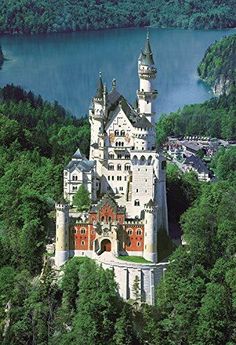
105,106,133,134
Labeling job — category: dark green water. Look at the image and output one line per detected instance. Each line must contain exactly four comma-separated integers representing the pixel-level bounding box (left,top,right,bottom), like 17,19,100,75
0,27,235,117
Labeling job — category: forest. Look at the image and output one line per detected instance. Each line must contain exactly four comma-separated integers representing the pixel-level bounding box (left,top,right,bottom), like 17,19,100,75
0,0,235,35
198,34,236,95
0,84,235,344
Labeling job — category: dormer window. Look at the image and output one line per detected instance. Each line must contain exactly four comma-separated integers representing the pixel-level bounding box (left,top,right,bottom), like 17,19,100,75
72,175,78,181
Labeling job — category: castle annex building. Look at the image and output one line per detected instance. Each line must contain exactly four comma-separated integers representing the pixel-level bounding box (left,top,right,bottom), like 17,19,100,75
55,33,169,305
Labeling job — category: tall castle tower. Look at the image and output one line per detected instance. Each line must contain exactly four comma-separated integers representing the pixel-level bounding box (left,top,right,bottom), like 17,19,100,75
55,202,70,266
89,72,105,160
137,32,158,125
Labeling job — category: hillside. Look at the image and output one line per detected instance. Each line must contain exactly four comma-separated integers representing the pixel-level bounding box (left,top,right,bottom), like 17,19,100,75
0,0,235,35
0,86,235,345
198,34,236,95
156,88,236,146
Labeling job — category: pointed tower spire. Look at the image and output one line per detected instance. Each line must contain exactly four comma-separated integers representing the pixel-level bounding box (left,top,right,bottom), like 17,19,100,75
136,30,157,125
95,71,104,99
142,30,154,65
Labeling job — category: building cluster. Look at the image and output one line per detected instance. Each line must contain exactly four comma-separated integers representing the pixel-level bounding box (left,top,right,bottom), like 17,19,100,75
164,136,229,181
54,33,169,304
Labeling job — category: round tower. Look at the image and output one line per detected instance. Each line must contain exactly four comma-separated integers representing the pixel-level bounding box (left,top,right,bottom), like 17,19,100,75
55,202,70,267
143,199,158,263
137,32,158,125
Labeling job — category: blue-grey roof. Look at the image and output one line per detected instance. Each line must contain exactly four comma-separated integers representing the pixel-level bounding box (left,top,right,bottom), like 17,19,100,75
65,159,95,172
139,34,155,66
72,148,83,159
134,115,153,129
184,155,209,174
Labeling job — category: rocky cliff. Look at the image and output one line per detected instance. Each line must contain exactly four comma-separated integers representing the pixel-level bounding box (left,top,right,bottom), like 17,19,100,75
198,34,236,96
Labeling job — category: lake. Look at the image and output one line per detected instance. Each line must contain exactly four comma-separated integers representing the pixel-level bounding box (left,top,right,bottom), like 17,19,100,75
0,27,234,118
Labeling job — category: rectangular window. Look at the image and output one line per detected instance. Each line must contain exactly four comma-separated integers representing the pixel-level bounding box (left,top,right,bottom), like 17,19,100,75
108,176,110,180
112,176,114,181
119,186,123,191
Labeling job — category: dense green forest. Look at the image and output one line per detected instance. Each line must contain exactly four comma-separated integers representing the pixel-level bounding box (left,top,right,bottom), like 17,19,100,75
0,86,235,344
0,0,235,34
1,143,235,344
0,84,89,273
198,34,236,95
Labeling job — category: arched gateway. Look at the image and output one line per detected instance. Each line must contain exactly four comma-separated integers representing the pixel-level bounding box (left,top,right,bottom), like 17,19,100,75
101,239,111,252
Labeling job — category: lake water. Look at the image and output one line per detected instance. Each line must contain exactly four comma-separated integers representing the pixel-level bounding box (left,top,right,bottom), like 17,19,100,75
0,27,234,118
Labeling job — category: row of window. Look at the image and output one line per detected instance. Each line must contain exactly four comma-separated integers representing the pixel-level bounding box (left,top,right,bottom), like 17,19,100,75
77,240,142,248
108,164,131,171
109,153,130,160
74,228,143,236
107,175,127,181
127,229,142,235
114,130,125,136
132,155,153,165
115,141,124,147
127,241,142,247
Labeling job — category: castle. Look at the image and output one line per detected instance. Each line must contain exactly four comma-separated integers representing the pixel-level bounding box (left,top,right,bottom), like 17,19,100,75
55,33,169,305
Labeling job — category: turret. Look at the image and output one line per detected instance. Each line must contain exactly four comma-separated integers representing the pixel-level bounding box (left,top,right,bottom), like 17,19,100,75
137,31,158,125
143,199,157,263
55,202,70,266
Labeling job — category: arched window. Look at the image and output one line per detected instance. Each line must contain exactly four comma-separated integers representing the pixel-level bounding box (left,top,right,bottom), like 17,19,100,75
127,229,133,235
136,229,142,235
81,228,86,234
147,156,152,165
109,153,114,159
108,164,114,171
121,130,125,136
81,240,85,246
121,142,124,147
132,155,138,165
72,175,78,181
125,154,130,160
101,216,105,222
134,200,140,206
137,242,141,247
108,216,112,222
125,164,131,171
127,241,131,247
117,164,122,171
115,130,119,136
140,156,146,165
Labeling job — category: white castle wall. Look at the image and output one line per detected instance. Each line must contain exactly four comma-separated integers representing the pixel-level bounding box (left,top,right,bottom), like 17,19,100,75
99,258,168,305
